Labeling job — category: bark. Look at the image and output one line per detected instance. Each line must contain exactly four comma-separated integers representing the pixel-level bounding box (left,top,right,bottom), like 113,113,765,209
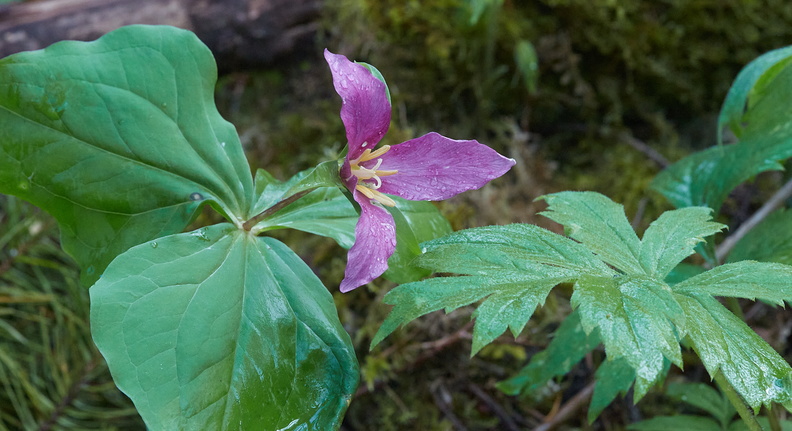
0,0,322,68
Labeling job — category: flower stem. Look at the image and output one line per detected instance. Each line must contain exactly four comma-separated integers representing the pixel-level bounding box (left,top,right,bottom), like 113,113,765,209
767,404,782,431
714,371,765,431
242,189,314,231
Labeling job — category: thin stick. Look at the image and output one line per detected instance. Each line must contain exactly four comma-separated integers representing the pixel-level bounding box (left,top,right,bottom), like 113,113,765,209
716,177,792,262
620,133,669,168
534,381,596,431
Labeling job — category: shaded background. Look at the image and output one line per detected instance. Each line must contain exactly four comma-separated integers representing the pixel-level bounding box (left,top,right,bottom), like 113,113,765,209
2,0,792,429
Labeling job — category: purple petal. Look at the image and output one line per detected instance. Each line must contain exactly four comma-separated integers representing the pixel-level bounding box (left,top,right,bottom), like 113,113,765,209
375,132,516,201
339,190,397,292
324,49,391,161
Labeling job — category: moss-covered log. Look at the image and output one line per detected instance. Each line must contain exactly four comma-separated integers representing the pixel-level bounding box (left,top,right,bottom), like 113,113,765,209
0,0,321,68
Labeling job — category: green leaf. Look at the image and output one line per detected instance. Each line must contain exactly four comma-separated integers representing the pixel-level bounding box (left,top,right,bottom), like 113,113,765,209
467,0,503,25
372,224,603,353
628,416,722,431
0,25,254,284
654,50,792,212
718,45,792,143
639,207,724,278
573,275,684,399
540,192,643,274
729,418,792,431
666,383,734,427
588,358,636,423
651,139,792,211
250,161,344,219
728,208,792,265
256,186,357,249
357,63,391,105
498,309,601,396
90,224,358,430
384,198,452,284
514,40,539,94
675,293,792,411
665,263,706,286
739,51,792,143
673,261,792,305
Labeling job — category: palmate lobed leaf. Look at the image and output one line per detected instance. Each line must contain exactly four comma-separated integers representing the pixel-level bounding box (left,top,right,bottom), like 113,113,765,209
0,25,254,285
383,198,452,284
572,274,684,399
675,293,792,411
539,192,644,274
674,260,792,305
374,191,792,414
639,207,724,278
90,224,358,430
372,223,611,354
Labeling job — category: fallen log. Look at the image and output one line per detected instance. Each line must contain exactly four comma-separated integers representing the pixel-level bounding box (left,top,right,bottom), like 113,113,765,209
0,0,322,68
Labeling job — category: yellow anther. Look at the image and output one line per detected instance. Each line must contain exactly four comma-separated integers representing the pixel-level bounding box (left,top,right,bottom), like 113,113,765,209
352,145,392,165
349,144,399,205
356,185,396,207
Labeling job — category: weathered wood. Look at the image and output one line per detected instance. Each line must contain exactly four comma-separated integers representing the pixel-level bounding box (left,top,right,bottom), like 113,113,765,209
0,0,322,68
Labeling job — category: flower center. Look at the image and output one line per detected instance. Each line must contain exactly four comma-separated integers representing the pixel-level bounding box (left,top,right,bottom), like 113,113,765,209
349,144,398,207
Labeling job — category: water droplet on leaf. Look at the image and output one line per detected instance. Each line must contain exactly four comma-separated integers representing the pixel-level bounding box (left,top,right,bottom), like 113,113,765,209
86,266,95,275
192,229,210,241
189,192,203,201
150,242,158,249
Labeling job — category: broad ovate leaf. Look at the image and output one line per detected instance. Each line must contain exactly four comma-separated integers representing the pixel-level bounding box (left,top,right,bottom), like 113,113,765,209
718,45,792,143
90,224,358,430
675,293,792,411
540,192,644,274
0,25,254,284
654,49,792,211
650,141,789,211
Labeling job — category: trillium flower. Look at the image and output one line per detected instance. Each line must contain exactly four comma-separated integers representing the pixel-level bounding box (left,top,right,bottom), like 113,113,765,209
325,49,516,292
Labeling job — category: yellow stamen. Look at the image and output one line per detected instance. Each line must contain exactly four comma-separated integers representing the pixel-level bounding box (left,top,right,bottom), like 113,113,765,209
349,144,399,204
356,184,397,207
